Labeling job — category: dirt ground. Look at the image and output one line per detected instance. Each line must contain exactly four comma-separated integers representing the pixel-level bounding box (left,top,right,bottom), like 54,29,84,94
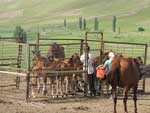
0,75,150,113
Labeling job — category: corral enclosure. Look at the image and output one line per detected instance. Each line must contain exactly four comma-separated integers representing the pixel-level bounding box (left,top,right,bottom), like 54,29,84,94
0,32,149,101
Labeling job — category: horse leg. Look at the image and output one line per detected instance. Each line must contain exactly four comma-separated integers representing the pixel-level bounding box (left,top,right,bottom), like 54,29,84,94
64,76,69,96
49,77,54,98
30,78,36,98
112,85,117,113
42,77,47,95
72,74,76,95
123,86,129,113
51,79,55,99
133,86,138,113
37,78,41,94
60,76,64,97
56,75,59,98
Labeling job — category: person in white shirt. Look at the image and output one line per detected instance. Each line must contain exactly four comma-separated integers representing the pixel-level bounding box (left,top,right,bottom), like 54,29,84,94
80,46,96,96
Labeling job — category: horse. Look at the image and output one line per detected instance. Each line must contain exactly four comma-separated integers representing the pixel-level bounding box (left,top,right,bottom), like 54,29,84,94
43,52,83,98
65,53,83,94
31,51,66,98
103,52,142,113
31,43,65,98
47,42,65,61
31,50,49,97
51,52,83,96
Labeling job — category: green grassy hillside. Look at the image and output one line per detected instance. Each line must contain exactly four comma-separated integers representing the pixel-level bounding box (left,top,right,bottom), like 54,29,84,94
0,0,149,27
0,0,150,44
1,0,150,66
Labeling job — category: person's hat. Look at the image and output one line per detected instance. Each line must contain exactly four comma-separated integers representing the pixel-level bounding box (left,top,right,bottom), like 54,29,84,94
108,52,115,58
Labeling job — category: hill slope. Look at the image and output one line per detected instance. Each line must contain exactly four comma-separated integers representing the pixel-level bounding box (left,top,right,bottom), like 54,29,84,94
0,0,150,28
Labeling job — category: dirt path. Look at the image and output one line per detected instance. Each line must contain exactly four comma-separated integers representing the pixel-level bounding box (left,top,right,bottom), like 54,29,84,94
0,76,150,113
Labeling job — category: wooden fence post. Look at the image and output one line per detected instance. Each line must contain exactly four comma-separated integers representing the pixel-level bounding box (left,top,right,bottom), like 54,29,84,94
64,19,67,28
112,16,117,32
94,17,99,31
79,17,82,30
83,18,86,30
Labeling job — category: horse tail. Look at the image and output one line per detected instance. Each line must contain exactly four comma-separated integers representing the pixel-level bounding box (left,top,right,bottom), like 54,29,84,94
107,59,121,84
133,58,142,80
114,64,120,83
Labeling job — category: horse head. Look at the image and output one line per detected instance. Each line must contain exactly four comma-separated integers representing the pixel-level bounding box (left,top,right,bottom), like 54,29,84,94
32,50,41,61
134,56,143,66
102,52,109,63
133,56,143,79
69,53,82,70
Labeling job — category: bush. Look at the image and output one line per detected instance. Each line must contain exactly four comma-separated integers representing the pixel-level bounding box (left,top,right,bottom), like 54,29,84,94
14,26,27,43
138,27,145,32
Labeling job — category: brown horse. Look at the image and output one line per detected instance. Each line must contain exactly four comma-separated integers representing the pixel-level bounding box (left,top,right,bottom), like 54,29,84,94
103,52,142,113
46,52,83,97
66,53,83,94
31,50,49,97
42,52,83,98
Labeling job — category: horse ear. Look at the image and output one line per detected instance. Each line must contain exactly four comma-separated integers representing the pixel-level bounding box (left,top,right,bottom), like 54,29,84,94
32,50,35,54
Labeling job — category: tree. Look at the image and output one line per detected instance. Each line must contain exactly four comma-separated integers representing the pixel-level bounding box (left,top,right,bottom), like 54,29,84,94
138,27,145,32
14,26,27,43
112,16,117,32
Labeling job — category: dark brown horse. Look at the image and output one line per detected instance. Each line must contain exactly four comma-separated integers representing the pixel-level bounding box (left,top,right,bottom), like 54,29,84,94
66,53,83,93
103,52,142,113
47,43,65,61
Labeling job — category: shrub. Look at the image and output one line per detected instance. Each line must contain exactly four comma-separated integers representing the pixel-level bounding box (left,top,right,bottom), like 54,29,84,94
138,27,145,32
14,26,27,43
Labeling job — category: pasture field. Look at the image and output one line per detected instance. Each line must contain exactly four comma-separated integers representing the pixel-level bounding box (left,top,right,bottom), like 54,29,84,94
0,0,150,67
0,0,150,44
0,1,150,113
0,72,150,113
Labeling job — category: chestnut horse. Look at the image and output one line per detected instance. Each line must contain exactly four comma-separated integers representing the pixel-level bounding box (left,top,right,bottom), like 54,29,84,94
31,51,83,98
103,52,142,113
31,50,49,97
66,53,83,94
46,52,83,97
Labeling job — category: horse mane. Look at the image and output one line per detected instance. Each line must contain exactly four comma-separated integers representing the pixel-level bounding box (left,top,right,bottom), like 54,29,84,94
107,55,121,83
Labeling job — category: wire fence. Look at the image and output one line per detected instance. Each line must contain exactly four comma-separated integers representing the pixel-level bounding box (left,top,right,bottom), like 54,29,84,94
0,36,149,101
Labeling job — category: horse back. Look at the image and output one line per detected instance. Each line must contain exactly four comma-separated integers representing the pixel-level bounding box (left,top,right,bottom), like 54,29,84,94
119,58,140,86
47,43,65,59
108,57,140,87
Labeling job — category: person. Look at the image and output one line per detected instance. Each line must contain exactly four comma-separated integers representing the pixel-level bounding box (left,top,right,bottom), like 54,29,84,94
98,51,115,97
100,51,115,76
80,46,96,96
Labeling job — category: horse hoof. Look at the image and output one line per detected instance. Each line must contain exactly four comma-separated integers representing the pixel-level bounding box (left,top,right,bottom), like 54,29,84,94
43,90,47,95
65,94,68,97
61,95,64,98
134,108,137,113
51,95,55,99
37,90,40,94
32,95,36,98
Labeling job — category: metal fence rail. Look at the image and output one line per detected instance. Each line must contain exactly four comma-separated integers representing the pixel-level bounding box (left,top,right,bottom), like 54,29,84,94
0,37,149,101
